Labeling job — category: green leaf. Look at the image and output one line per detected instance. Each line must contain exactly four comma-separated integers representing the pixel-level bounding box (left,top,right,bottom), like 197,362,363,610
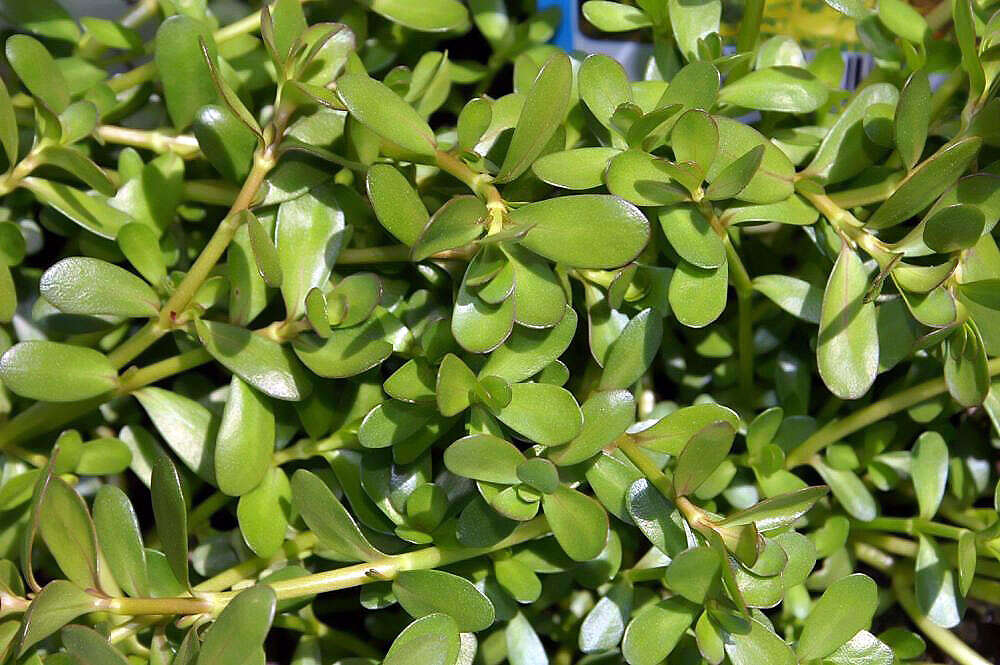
957,529,976,597
276,184,346,319
358,401,437,450
579,579,632,652
197,586,276,665
664,547,720,603
367,164,429,246
435,353,478,417
669,0,721,61
813,458,877,521
453,264,516,352
706,145,765,200
196,318,312,401
412,196,486,261
542,484,608,561
496,52,572,183
393,570,495,631
923,204,985,254
246,210,282,288
384,614,461,665
715,486,828,531
329,272,382,327
582,1,652,32
866,137,982,230
292,317,394,378
532,147,620,190
359,0,469,32
338,74,436,159
17,581,97,657
36,145,115,196
944,323,989,407
707,117,793,204
38,475,99,588
155,16,218,129
673,421,736,496
911,431,948,520
150,454,190,590
877,0,928,43
458,97,492,150
94,485,149,597
62,625,129,665
895,70,930,170
291,469,383,562
494,382,583,446
622,597,698,665
511,195,650,269
238,467,292,558
194,105,257,183
23,177,134,239
479,306,577,383
579,54,633,134
669,260,728,328
626,478,688,556
720,67,827,113
753,275,822,323
671,110,718,179
598,308,662,389
633,403,740,454
548,389,635,466
134,387,217,483
818,245,878,399
823,631,893,665
797,573,878,659
215,375,275,496
6,35,69,112
507,611,548,665
3,0,79,42
505,244,566,328
605,150,688,206
40,257,159,318
953,0,985,99
725,615,796,665
517,457,559,493
116,223,166,288
915,534,964,628
80,16,142,50
0,341,117,402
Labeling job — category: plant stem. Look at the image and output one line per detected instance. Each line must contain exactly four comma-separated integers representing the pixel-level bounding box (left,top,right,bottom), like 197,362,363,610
83,518,549,617
724,236,755,396
337,245,411,264
785,358,1000,467
157,153,272,329
892,571,992,665
617,436,675,499
183,180,241,207
188,491,232,533
826,172,904,208
116,348,213,393
853,516,967,540
434,150,505,212
95,126,201,158
336,245,477,265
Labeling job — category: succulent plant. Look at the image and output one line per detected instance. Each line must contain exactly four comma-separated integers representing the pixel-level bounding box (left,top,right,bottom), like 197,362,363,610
0,0,997,664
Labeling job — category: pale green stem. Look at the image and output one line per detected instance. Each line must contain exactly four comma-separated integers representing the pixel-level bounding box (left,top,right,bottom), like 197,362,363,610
826,172,904,208
83,518,550,617
785,358,1000,467
617,436,675,500
95,126,201,158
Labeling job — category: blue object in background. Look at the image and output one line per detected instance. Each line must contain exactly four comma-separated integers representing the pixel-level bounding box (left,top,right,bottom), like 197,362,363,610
537,0,575,51
536,0,878,90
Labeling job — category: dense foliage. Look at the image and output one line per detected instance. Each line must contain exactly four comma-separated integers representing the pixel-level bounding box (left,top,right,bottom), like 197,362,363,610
0,0,998,663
